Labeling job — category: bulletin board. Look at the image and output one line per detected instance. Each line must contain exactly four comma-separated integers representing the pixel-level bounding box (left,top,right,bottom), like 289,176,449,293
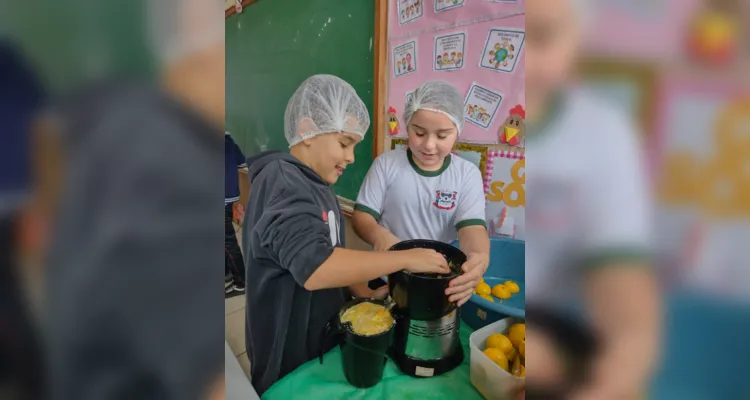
583,0,700,61
653,76,750,294
384,0,525,145
578,58,658,136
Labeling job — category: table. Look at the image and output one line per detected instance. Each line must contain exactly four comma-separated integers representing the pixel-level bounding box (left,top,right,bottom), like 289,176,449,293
263,324,485,399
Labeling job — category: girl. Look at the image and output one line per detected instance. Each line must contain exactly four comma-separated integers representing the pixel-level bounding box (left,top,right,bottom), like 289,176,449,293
353,80,490,306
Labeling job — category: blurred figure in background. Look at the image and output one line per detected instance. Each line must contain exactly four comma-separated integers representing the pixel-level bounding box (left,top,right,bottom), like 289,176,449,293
225,130,247,297
42,1,226,399
0,40,46,400
523,0,661,398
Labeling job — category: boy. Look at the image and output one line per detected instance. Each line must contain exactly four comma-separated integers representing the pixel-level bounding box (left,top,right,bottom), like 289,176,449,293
243,75,450,395
523,0,661,398
352,80,490,307
224,131,246,296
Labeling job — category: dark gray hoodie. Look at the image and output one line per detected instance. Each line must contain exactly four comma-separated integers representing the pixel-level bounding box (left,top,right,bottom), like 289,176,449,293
243,151,348,395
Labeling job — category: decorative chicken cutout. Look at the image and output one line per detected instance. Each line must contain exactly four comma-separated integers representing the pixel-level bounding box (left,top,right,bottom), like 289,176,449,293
387,106,400,135
499,105,525,147
687,0,740,67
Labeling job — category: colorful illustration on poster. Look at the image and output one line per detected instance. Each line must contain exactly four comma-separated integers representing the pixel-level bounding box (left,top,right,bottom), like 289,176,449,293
398,0,424,25
435,0,465,12
388,106,400,135
499,104,526,148
393,40,418,77
479,28,525,73
434,32,466,71
464,83,504,130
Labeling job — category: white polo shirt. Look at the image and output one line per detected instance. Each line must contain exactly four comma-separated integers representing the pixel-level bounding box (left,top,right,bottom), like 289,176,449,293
355,148,487,244
525,88,653,304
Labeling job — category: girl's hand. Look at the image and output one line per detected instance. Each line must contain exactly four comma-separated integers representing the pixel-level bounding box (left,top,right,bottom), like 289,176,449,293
372,285,390,300
446,252,489,306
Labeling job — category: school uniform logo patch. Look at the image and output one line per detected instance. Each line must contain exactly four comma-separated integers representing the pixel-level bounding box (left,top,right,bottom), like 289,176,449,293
433,190,458,210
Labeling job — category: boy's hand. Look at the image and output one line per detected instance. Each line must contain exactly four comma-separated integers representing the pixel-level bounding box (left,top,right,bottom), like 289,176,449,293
374,231,401,252
446,252,489,306
400,249,450,275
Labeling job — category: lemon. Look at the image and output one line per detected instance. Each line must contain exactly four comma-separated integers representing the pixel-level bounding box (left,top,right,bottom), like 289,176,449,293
480,277,485,284
479,294,495,302
483,347,509,371
504,280,520,294
486,333,513,354
511,353,522,376
476,282,491,296
492,284,511,299
507,323,525,348
518,339,525,358
506,346,518,361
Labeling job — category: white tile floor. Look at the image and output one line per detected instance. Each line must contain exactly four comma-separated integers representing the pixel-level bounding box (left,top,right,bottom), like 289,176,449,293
225,294,250,377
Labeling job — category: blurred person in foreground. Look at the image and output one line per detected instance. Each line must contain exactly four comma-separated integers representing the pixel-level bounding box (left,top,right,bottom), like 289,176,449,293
0,40,46,400
43,1,225,399
522,0,662,399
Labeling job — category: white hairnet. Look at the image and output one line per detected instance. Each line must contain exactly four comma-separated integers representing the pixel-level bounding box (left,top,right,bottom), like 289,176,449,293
403,80,465,134
147,0,224,64
285,74,371,147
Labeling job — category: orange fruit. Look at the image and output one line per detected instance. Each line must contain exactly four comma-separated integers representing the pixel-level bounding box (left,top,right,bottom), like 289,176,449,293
483,347,509,371
476,282,491,296
507,323,525,348
492,284,511,299
486,333,513,355
504,280,520,294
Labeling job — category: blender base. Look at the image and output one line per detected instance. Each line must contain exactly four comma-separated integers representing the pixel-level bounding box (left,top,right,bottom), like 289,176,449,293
390,345,464,378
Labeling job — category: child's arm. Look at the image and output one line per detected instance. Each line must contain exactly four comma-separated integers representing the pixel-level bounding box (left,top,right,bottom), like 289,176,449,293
351,211,400,251
447,165,490,305
254,172,449,292
446,226,490,305
353,155,399,251
304,247,448,291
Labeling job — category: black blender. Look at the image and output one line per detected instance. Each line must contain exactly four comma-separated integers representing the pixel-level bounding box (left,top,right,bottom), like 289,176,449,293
387,239,467,377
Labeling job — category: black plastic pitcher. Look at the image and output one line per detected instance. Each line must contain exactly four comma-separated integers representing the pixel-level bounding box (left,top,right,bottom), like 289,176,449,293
319,298,396,388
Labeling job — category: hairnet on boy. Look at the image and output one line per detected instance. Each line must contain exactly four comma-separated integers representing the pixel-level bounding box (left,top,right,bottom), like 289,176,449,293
403,80,465,134
284,74,371,147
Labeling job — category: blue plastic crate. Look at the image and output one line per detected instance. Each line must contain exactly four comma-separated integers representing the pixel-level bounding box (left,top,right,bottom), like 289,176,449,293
451,236,525,330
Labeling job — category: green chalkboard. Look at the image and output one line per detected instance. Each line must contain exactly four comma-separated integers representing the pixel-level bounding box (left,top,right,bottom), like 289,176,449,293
226,0,375,201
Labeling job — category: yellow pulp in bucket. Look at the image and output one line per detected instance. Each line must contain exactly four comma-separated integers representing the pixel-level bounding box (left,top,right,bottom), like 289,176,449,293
340,302,394,336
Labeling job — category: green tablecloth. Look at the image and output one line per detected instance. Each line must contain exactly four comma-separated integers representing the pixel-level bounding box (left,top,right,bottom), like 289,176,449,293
263,324,484,399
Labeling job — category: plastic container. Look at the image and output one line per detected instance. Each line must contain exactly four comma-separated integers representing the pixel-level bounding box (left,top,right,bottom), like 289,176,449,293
319,298,396,388
453,237,525,330
469,318,524,400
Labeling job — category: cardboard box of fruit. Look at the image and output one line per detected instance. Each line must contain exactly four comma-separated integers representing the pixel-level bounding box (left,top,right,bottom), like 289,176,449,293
469,318,525,400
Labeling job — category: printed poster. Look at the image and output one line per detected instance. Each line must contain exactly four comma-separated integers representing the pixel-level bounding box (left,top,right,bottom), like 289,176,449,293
393,40,418,78
464,83,504,130
434,32,466,71
479,28,525,73
435,0,465,12
397,0,424,25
